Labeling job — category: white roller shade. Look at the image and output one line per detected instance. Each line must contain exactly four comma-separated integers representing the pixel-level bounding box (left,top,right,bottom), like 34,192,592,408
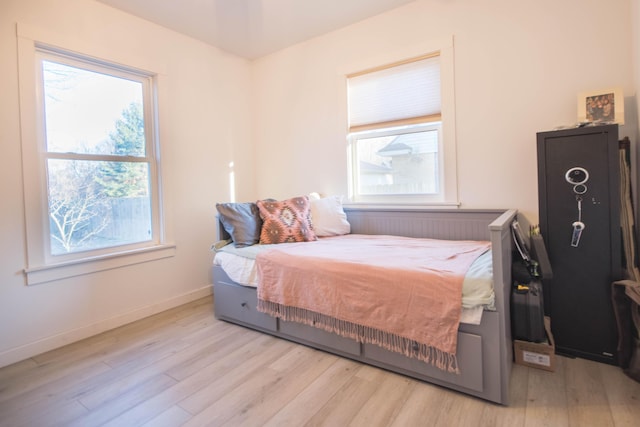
348,54,441,132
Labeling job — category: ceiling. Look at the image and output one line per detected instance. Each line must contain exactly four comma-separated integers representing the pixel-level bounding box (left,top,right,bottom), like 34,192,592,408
96,0,416,60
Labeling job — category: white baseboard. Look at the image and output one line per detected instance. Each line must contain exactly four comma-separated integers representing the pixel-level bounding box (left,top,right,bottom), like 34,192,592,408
0,285,213,369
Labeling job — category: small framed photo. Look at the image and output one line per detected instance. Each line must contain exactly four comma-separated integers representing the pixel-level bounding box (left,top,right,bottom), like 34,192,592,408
577,88,624,124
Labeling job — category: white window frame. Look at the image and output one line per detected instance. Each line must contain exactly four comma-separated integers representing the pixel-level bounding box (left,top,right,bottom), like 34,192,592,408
345,38,458,207
17,24,175,285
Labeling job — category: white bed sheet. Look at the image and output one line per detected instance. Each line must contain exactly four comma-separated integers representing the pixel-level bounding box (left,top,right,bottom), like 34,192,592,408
213,237,495,325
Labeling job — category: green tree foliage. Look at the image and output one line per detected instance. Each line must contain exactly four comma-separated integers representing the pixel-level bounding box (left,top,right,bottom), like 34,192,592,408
111,102,146,156
96,102,149,198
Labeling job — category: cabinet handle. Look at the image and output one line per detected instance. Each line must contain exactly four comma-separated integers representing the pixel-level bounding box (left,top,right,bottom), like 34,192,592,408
241,302,248,308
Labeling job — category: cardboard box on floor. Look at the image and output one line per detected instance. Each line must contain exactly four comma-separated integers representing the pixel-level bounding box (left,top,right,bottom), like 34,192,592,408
513,316,556,372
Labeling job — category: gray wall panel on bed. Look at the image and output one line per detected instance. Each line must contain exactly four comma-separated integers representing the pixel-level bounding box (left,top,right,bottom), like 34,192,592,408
344,208,506,241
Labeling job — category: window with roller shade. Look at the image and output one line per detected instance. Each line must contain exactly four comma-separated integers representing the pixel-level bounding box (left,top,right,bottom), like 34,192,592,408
347,51,457,205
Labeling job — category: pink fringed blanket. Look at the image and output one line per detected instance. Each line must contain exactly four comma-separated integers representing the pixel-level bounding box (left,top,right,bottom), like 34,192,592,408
256,234,491,373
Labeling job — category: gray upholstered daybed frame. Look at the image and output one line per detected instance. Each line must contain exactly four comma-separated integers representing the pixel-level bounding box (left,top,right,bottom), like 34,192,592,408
212,208,517,405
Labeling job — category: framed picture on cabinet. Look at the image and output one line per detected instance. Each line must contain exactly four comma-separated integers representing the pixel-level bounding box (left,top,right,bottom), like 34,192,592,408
577,88,624,124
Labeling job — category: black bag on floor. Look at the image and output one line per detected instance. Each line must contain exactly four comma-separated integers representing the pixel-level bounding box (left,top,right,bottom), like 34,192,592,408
511,281,546,343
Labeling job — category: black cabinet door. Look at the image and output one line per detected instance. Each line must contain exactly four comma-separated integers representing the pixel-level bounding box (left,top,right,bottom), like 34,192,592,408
537,124,621,365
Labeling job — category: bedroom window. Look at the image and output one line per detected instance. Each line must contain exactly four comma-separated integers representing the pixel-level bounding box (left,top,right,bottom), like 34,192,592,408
347,47,458,205
39,53,157,256
18,33,174,285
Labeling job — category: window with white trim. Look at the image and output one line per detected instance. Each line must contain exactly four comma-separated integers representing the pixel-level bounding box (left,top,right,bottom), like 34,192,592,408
18,33,174,285
347,50,458,205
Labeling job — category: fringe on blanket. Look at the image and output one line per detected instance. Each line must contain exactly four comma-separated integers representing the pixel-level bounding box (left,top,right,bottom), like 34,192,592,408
257,299,460,374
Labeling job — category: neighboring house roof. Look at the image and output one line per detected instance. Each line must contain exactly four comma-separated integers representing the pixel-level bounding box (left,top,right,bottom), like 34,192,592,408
359,160,392,173
378,132,437,157
377,142,412,156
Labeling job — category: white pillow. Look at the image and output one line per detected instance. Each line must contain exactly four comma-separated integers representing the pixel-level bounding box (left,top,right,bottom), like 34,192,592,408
309,196,351,236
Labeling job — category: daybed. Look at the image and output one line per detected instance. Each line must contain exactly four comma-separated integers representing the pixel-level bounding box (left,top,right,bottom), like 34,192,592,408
212,203,517,405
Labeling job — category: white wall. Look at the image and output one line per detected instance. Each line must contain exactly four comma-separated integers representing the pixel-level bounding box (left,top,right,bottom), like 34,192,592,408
1,0,638,368
0,0,253,367
251,0,636,221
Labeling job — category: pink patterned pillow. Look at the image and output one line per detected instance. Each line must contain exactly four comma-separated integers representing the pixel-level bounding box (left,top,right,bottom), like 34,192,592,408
257,196,317,244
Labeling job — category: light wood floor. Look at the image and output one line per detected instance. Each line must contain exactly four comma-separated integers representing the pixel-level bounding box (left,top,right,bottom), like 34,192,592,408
1,296,639,427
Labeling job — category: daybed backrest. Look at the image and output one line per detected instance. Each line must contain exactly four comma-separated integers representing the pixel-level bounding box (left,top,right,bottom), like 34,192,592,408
217,208,510,242
344,208,506,241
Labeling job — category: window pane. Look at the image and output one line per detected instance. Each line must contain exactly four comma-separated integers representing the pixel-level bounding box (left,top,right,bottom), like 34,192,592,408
42,60,146,156
356,129,439,196
47,159,152,255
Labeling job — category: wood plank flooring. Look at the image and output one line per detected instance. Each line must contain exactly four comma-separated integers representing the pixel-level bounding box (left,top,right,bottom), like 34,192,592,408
1,295,638,427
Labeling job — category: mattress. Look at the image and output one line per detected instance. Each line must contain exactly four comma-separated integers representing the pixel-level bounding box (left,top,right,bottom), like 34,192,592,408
213,236,495,325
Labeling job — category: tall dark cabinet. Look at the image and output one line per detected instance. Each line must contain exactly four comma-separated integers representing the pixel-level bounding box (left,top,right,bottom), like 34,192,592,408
537,124,622,365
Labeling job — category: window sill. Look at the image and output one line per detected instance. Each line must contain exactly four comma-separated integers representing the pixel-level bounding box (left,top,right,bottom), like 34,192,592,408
24,244,176,285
